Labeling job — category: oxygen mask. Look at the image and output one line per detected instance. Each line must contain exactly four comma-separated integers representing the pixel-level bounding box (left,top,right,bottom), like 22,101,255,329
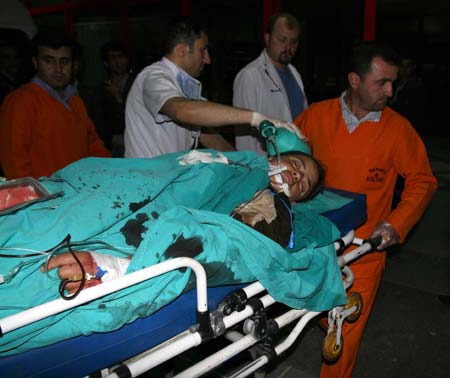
260,120,310,198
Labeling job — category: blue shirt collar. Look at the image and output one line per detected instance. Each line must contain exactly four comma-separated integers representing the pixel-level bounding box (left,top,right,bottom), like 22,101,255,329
340,91,381,133
162,57,203,100
31,75,78,109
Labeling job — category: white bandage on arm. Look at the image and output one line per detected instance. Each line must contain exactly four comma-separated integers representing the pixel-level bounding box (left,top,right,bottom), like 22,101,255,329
89,252,131,283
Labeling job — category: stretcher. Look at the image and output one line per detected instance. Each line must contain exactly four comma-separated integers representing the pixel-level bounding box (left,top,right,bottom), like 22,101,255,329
0,150,372,377
0,181,367,378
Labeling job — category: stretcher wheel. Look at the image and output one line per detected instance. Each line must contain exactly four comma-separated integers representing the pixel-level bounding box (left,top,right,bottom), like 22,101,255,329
322,331,343,362
344,292,363,322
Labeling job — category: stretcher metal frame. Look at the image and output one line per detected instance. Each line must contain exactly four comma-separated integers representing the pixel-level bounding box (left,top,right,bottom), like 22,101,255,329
0,189,367,378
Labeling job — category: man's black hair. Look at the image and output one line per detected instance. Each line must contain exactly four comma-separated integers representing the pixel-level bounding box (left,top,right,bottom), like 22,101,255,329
348,41,401,78
31,31,77,58
267,12,300,35
164,18,207,55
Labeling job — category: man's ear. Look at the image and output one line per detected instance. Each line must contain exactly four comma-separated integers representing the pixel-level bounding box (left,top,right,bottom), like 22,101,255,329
348,72,360,89
174,43,188,58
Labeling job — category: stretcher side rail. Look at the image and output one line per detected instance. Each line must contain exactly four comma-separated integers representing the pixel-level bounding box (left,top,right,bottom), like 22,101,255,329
0,189,368,378
105,232,380,378
208,235,381,378
0,257,209,337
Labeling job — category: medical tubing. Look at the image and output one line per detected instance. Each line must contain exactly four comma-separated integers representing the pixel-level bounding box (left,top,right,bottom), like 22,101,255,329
275,138,281,167
259,120,281,164
269,189,294,248
0,236,133,285
58,245,87,300
0,249,52,258
0,257,207,335
0,255,46,284
0,234,72,284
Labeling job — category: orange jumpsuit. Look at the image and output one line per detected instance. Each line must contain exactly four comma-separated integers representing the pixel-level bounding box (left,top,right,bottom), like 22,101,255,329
295,98,437,378
0,83,110,179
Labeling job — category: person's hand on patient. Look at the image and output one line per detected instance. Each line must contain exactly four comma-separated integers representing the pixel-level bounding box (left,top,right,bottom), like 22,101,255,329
370,221,400,250
41,251,130,294
251,112,307,141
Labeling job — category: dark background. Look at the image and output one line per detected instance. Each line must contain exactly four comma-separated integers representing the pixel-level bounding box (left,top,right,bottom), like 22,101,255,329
5,0,450,135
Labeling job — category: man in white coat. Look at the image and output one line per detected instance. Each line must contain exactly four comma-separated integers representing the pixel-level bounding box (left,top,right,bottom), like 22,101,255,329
125,19,301,158
233,13,308,155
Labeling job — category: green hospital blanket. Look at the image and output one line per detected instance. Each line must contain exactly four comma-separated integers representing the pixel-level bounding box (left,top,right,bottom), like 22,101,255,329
0,150,346,356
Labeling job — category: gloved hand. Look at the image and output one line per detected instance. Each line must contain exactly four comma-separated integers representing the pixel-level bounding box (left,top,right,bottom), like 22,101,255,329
370,222,400,250
251,112,307,141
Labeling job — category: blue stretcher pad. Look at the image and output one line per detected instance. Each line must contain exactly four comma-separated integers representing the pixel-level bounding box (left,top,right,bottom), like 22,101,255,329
0,151,366,377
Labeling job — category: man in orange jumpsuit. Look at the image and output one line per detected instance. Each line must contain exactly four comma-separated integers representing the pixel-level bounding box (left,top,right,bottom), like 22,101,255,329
295,42,437,378
0,31,110,179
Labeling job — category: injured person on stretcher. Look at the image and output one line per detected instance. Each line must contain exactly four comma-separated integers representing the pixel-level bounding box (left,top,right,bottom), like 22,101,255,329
41,151,325,296
0,149,350,356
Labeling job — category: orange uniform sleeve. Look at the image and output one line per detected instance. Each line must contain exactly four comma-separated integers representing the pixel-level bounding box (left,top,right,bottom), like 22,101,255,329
386,120,437,242
294,102,437,243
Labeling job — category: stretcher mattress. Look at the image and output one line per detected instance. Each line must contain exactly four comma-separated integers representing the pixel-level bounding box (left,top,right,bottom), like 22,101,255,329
0,188,366,378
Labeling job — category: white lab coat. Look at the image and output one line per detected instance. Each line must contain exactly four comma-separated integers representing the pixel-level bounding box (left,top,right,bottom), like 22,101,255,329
233,49,308,155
